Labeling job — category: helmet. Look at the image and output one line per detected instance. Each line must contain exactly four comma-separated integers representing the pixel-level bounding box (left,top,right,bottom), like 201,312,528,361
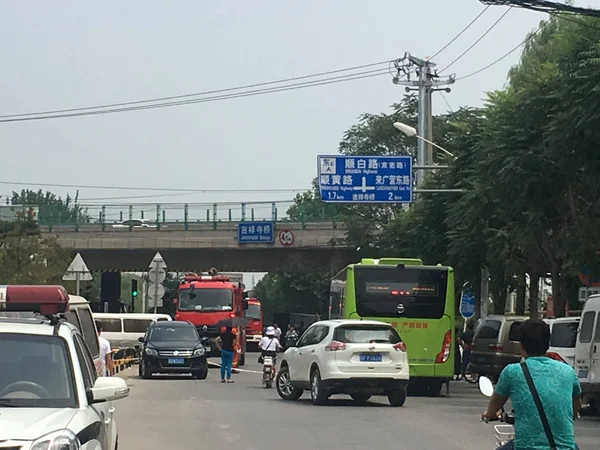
266,326,275,336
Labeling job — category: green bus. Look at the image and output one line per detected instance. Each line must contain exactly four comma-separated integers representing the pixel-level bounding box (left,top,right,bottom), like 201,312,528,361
329,257,455,395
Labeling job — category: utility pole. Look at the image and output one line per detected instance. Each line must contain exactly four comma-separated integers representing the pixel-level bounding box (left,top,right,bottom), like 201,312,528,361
392,53,455,187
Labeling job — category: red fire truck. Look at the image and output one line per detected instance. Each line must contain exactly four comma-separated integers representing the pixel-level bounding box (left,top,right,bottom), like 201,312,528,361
244,297,263,350
173,273,248,366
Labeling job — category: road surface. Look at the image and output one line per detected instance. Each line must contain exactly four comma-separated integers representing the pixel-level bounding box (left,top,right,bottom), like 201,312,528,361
115,359,600,450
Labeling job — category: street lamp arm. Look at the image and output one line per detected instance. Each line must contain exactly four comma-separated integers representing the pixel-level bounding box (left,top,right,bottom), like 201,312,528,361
414,135,456,160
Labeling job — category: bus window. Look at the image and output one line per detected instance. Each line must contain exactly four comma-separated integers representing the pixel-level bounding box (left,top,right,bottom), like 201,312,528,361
353,266,447,319
96,318,122,333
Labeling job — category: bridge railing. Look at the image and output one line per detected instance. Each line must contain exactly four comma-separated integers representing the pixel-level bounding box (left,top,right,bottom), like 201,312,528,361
34,201,341,231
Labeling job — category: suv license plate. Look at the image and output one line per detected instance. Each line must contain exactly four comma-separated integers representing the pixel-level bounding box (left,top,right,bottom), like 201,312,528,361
168,358,184,365
360,354,382,362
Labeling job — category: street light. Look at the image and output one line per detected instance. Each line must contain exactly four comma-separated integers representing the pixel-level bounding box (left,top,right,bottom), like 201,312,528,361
393,122,457,160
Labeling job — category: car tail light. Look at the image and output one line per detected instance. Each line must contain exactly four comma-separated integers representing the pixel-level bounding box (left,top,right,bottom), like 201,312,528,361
488,344,503,352
393,342,407,352
324,340,347,351
546,351,567,364
435,330,452,364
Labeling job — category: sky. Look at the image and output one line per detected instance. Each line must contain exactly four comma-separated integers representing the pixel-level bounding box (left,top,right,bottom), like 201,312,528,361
2,1,598,282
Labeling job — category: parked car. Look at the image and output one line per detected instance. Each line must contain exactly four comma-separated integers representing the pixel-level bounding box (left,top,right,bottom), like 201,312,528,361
544,317,580,367
470,315,528,381
275,319,410,406
138,321,209,379
574,295,600,415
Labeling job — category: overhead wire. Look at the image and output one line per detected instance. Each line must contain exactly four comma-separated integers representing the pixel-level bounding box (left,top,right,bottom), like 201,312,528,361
430,5,492,60
0,61,392,120
0,68,390,123
440,7,513,73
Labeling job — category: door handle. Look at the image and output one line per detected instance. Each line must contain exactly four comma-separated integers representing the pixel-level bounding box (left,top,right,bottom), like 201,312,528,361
298,352,303,355
311,350,315,353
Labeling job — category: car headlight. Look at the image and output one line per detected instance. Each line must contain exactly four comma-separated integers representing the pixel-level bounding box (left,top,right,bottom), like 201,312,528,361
193,347,205,356
31,429,80,450
145,348,158,356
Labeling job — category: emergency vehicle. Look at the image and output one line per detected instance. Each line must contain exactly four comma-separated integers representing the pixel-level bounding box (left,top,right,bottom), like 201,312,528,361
245,297,263,349
0,285,130,450
173,273,249,366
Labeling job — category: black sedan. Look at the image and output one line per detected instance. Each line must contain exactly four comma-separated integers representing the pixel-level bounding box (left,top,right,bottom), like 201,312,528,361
138,321,210,379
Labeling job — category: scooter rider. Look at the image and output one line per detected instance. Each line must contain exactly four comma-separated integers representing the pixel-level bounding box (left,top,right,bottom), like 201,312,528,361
259,326,283,361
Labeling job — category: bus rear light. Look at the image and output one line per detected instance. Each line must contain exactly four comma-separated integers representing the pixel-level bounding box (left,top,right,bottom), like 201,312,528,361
435,330,452,364
488,344,503,352
324,341,347,351
1,285,69,315
393,342,407,352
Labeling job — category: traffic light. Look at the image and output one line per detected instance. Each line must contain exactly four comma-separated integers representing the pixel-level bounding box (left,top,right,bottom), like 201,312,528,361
131,279,138,300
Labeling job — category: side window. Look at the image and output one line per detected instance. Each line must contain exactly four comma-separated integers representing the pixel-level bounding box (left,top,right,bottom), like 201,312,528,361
64,310,82,330
594,318,600,343
76,308,100,358
73,334,96,389
97,318,122,333
580,311,596,344
297,327,317,347
508,322,522,342
314,326,330,344
123,319,153,333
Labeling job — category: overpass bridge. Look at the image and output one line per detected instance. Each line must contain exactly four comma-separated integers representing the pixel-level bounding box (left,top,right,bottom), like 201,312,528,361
42,221,353,272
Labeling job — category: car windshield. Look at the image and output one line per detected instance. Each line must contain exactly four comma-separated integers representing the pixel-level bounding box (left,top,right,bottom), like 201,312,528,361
0,333,76,408
550,322,579,348
333,325,402,344
246,304,261,320
148,326,198,341
178,288,233,312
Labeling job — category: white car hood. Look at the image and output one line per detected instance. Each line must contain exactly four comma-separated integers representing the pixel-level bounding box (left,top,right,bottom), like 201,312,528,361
0,408,78,441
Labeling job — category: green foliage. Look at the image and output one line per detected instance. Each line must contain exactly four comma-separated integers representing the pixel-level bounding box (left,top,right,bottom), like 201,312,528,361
11,189,90,225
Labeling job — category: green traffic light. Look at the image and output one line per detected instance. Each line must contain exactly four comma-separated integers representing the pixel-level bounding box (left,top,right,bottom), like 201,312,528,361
132,291,138,297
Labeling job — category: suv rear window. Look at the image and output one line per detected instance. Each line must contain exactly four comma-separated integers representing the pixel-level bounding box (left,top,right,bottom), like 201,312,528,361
475,319,501,339
508,322,523,341
333,325,401,344
550,322,578,348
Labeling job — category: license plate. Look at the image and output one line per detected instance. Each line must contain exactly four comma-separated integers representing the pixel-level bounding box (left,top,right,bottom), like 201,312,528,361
204,347,211,352
168,358,184,365
360,353,382,362
578,369,589,379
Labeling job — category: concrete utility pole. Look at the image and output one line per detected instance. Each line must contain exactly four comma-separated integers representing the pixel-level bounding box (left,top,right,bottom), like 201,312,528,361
392,53,455,187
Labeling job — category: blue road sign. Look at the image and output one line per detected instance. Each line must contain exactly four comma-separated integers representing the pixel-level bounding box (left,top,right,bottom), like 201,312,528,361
317,155,413,203
238,221,274,243
460,290,476,319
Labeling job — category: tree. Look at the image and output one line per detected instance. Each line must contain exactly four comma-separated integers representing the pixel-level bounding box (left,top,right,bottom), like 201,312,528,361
11,189,89,226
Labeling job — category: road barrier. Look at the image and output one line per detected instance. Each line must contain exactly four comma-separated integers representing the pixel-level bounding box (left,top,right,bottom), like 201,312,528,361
111,347,137,374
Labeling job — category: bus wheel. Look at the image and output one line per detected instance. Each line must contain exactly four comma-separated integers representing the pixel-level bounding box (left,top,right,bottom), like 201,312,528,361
428,380,443,397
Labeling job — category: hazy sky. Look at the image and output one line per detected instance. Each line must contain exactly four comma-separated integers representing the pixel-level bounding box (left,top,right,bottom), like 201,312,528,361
1,0,594,225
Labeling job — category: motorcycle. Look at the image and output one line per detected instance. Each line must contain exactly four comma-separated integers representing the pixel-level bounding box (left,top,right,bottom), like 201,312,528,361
479,376,515,448
262,355,276,388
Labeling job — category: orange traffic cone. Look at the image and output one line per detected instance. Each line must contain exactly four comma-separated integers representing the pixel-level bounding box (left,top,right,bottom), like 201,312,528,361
232,327,240,370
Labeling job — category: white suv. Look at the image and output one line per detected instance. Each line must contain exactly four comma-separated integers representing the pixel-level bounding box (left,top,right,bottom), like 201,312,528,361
0,285,130,450
275,319,410,406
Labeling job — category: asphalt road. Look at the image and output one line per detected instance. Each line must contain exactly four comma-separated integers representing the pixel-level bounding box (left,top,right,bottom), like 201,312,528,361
115,358,600,450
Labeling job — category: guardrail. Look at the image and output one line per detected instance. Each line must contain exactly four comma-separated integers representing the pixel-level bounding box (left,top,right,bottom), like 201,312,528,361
111,347,137,374
28,201,341,231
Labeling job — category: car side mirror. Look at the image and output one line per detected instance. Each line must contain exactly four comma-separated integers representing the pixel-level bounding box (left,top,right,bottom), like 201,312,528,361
88,377,130,404
138,336,145,343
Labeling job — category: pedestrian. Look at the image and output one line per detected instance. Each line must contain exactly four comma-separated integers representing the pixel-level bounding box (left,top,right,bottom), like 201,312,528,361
482,319,581,449
215,326,236,383
96,321,114,377
454,327,462,380
459,321,475,375
273,323,282,339
285,325,299,348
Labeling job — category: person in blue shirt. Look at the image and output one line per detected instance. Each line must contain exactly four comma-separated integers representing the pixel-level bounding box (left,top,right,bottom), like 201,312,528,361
482,319,581,450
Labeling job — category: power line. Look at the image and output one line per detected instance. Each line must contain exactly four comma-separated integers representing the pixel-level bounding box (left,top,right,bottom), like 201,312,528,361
0,60,391,119
0,69,389,123
440,7,512,73
456,26,541,80
430,5,491,59
439,91,455,113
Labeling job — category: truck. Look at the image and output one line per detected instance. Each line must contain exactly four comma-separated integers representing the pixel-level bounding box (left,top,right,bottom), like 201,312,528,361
244,298,263,350
173,272,248,366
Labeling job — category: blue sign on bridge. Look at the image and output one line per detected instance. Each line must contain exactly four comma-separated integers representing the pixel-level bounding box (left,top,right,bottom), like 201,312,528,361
317,155,413,203
238,221,274,243
459,290,476,319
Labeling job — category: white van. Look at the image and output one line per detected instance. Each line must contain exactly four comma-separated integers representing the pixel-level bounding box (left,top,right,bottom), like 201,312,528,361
93,313,172,350
544,317,580,367
574,294,600,414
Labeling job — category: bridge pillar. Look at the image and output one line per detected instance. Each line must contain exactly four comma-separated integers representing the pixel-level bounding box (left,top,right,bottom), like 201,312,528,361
101,272,122,313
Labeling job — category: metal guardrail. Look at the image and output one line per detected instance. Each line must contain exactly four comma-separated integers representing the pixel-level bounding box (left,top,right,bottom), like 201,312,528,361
111,347,137,374
30,201,340,231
